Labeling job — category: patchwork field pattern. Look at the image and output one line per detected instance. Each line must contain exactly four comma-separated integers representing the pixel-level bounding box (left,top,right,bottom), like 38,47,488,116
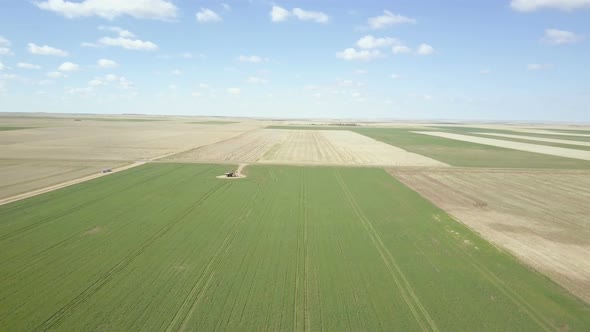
414,131,590,161
169,129,447,167
0,164,588,331
391,168,590,303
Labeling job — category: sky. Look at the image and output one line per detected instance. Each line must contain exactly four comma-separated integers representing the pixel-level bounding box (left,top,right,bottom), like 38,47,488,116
0,0,589,121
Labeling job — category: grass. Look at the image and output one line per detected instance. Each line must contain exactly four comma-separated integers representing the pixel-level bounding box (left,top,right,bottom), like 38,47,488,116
78,118,166,122
0,127,35,131
0,163,588,330
266,126,590,168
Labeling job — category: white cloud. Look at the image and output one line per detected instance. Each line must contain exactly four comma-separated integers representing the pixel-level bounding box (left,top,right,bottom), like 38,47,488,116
35,0,178,20
527,63,553,70
17,62,41,69
480,69,492,75
271,6,329,23
46,71,67,78
270,5,291,22
392,45,412,54
417,43,435,55
88,79,104,86
98,26,135,38
98,37,158,50
227,87,241,95
0,36,10,47
391,73,401,79
171,69,182,75
58,62,80,72
237,55,268,63
0,48,13,56
511,0,590,11
357,35,397,49
199,83,210,89
221,3,231,11
368,10,416,30
543,28,583,44
292,8,329,23
0,61,5,71
28,43,68,56
355,69,368,75
97,58,117,68
246,76,268,84
191,92,202,97
196,8,222,23
336,48,382,61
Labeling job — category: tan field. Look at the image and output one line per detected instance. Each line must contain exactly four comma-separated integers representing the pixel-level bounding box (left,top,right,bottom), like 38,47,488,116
415,131,590,161
0,116,264,200
169,129,448,166
477,132,590,147
390,168,590,303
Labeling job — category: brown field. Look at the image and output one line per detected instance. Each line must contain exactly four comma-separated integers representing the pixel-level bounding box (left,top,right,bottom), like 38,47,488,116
0,116,264,199
169,129,448,167
390,168,590,303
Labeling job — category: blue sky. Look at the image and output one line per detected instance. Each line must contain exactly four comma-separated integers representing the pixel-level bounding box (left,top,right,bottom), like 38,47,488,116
0,0,589,121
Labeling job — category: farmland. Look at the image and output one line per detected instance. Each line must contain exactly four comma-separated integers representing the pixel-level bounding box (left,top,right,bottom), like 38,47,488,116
1,163,589,330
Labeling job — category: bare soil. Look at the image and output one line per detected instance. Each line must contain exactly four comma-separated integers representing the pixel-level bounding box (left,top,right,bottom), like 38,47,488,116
389,167,590,303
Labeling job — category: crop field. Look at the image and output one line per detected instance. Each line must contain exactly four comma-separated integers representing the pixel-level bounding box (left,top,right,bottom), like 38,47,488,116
391,168,590,303
267,126,590,168
168,129,447,167
0,116,264,199
1,163,589,331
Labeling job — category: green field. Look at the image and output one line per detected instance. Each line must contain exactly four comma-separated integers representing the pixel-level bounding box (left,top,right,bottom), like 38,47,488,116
0,127,35,131
267,126,590,169
0,164,588,331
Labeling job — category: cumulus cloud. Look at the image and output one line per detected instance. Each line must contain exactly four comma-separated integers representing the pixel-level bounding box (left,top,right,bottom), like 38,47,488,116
292,8,329,23
28,43,68,56
196,8,222,23
0,61,5,71
227,87,241,95
58,62,80,72
270,5,329,23
417,43,435,55
0,36,9,47
356,35,397,49
392,45,412,54
511,0,590,11
17,62,41,69
35,0,178,20
89,74,134,89
336,48,382,61
367,10,416,29
221,3,231,11
98,26,135,38
527,63,553,70
270,5,290,22
97,58,117,68
237,55,268,63
543,28,583,44
98,36,158,50
246,76,268,84
0,48,12,56
46,71,67,78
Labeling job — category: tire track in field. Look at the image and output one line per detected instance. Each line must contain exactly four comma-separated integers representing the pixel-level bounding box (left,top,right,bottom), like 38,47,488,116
3,165,218,281
34,180,229,331
443,233,554,331
166,178,265,332
0,165,181,242
334,170,438,332
293,168,310,331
